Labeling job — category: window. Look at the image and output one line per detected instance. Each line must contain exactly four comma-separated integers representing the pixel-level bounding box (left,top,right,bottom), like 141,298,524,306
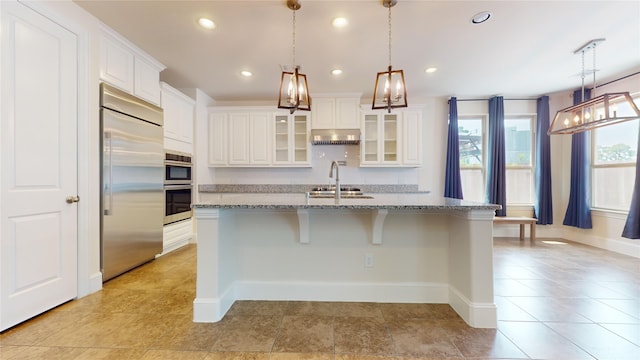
458,115,535,204
504,116,534,204
458,117,485,202
592,97,639,211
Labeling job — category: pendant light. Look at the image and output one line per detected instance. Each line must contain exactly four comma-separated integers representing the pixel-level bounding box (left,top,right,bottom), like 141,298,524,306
548,38,640,135
372,0,407,113
277,0,311,114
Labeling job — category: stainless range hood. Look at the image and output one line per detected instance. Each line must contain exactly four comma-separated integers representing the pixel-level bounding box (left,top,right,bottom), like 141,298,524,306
310,129,361,145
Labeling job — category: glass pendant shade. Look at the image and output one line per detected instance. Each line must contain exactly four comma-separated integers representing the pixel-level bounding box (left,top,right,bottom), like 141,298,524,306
548,92,640,135
372,65,407,112
278,67,310,114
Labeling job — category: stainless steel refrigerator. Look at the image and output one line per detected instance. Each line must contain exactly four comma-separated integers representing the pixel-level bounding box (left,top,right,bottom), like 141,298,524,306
100,83,164,281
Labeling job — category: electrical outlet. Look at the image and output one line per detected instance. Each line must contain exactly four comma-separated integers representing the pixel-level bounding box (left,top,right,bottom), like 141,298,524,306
365,253,374,268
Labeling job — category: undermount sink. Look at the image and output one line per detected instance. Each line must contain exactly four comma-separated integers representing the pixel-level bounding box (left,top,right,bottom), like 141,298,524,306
309,194,374,199
308,186,373,199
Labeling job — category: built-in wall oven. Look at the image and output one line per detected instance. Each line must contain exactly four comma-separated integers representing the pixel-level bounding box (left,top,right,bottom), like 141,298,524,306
164,151,193,225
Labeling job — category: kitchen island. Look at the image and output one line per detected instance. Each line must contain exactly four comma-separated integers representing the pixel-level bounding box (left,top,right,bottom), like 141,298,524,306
193,192,501,328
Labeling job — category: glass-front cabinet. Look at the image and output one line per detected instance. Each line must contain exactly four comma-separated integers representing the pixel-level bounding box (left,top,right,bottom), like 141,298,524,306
361,108,422,167
273,112,310,166
362,112,400,166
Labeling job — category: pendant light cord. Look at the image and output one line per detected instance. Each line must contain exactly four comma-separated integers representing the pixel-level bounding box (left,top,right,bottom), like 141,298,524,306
292,9,296,69
388,4,392,67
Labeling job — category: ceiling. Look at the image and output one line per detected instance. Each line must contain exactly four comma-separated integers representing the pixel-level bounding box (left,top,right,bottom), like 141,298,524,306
74,0,640,103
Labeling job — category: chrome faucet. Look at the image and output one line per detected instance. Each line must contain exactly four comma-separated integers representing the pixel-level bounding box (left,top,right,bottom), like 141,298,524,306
329,160,340,203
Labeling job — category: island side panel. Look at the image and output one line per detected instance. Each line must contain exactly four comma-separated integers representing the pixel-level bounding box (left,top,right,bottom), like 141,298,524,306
193,208,237,322
447,209,497,328
225,209,451,303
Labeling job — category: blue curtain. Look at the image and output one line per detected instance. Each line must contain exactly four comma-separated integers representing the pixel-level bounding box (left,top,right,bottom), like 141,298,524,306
444,97,463,199
534,96,553,224
622,123,640,239
563,89,592,228
486,96,506,216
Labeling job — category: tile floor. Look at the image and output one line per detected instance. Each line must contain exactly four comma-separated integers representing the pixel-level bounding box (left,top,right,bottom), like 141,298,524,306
1,237,639,359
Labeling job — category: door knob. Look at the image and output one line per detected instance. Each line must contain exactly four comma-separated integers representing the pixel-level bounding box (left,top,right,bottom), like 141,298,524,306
66,195,80,204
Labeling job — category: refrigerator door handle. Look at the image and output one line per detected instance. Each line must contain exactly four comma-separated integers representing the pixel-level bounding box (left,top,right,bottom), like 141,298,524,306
104,131,113,215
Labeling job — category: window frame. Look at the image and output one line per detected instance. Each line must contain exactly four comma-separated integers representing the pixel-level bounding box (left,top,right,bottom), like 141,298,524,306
504,114,536,205
456,114,536,205
458,115,487,203
590,94,639,212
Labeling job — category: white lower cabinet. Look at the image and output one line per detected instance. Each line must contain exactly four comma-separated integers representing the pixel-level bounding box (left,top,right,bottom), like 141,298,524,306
360,107,422,167
162,218,193,256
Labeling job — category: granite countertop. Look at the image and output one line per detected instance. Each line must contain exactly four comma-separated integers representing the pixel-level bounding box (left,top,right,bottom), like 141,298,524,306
194,192,501,211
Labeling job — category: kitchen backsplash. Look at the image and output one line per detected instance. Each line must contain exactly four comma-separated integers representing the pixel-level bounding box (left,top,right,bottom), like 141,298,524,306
198,184,422,193
198,144,421,187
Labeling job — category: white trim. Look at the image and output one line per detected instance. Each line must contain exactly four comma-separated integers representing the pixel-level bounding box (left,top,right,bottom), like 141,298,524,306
563,229,640,259
448,286,497,328
193,285,235,323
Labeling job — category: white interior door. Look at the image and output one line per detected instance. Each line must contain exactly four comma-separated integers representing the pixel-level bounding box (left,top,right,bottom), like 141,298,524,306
1,1,78,331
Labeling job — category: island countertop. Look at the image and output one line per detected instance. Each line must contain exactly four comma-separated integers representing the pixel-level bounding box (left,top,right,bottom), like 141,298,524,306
194,192,501,211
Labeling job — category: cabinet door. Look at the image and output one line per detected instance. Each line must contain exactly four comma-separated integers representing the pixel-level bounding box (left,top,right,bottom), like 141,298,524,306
362,113,380,163
100,35,134,92
208,113,227,165
311,98,335,129
250,112,271,165
273,114,290,163
382,113,399,163
336,97,360,129
292,114,309,163
134,57,161,105
162,91,180,142
402,110,422,165
228,113,250,164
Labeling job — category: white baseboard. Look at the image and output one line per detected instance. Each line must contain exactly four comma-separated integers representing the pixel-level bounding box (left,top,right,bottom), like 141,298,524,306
448,286,497,328
564,232,640,259
192,281,496,328
193,285,235,323
88,272,103,294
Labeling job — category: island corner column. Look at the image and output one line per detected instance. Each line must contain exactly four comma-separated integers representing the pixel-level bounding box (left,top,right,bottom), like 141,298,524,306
193,207,236,323
447,208,497,328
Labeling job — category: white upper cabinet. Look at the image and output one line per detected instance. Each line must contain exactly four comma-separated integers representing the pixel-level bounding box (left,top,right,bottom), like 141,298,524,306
273,112,310,166
161,82,195,154
360,106,423,167
208,107,278,167
402,110,422,166
208,112,228,166
99,26,165,105
311,94,361,129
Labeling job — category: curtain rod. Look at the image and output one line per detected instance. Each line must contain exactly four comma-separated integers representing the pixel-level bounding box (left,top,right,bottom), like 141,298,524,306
595,71,640,88
447,71,639,103
454,98,535,102
448,98,536,103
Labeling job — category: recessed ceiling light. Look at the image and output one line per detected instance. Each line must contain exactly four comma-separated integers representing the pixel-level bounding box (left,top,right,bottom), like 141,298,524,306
198,17,215,29
471,11,491,24
240,70,253,77
331,69,343,76
332,17,348,28
425,67,437,73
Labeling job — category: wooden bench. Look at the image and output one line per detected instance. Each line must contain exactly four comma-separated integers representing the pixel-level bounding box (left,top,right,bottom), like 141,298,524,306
493,217,537,241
